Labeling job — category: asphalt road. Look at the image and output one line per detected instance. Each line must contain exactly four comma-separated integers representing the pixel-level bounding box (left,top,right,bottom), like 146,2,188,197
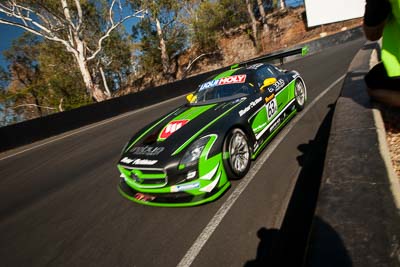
0,38,365,267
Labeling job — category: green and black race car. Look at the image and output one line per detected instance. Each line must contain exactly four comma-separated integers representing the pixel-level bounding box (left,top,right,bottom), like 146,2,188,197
117,48,308,207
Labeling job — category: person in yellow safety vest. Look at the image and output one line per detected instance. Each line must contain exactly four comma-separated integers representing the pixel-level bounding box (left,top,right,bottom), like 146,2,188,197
364,0,400,107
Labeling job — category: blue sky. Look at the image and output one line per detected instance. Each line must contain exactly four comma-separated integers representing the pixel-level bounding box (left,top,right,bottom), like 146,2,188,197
0,10,140,71
0,24,24,70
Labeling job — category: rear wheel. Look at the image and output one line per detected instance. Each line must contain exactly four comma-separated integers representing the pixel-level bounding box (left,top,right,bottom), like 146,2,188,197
223,128,251,180
294,79,306,111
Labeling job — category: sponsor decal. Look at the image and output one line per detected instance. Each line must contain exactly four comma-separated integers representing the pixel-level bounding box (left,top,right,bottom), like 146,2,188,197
219,75,247,85
253,122,268,133
270,118,281,132
272,79,285,92
239,97,262,117
199,75,247,90
132,159,158,165
134,193,155,202
130,146,165,156
159,120,189,139
120,157,158,165
199,79,219,91
266,98,278,120
265,94,275,103
171,182,200,193
120,157,134,164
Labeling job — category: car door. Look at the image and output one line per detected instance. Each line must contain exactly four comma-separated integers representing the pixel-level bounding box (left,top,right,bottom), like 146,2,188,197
246,66,278,140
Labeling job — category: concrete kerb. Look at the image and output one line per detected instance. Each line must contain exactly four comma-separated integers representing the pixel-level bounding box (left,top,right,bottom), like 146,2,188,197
373,109,400,209
369,44,400,209
306,41,400,266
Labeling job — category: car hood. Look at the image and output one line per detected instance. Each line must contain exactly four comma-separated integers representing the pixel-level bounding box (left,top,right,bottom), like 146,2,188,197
119,98,245,167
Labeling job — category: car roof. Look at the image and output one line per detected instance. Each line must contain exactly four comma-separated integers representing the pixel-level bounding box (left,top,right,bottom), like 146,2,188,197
205,62,277,82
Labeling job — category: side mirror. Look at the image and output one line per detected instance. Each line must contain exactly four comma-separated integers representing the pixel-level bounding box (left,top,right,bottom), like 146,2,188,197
186,93,195,103
260,78,277,91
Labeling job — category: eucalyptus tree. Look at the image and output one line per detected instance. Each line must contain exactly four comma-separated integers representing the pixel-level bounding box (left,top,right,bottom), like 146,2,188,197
246,0,259,48
129,0,186,77
0,0,145,102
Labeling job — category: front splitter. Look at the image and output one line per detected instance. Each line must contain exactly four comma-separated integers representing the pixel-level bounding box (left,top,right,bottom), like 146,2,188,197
118,179,230,207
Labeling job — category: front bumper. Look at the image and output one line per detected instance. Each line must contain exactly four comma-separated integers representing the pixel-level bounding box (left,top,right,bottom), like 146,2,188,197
118,178,230,207
117,134,230,207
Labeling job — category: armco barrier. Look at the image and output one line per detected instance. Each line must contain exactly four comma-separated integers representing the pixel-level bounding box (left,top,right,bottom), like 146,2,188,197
0,27,364,153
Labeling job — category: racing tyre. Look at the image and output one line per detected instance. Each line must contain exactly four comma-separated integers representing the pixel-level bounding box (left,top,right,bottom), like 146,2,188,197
294,79,306,111
223,128,251,180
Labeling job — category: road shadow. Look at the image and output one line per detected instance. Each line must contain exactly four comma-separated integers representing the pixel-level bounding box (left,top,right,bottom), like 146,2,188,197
341,71,372,109
304,217,352,267
341,42,380,109
244,227,280,267
244,217,351,267
245,104,352,266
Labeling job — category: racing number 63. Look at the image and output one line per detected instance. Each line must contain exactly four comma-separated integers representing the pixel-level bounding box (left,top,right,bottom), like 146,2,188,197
266,98,277,120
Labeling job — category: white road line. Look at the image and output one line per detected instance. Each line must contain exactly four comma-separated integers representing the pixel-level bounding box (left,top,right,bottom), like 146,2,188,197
177,74,346,267
0,95,185,162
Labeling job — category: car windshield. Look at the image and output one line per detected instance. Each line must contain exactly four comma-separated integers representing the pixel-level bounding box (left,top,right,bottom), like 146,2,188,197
192,82,255,103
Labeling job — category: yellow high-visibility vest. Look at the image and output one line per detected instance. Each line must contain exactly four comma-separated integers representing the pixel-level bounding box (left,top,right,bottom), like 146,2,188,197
382,0,400,77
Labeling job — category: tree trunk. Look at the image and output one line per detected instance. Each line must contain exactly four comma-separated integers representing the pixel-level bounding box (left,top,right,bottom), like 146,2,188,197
257,0,269,40
155,17,170,75
75,54,106,102
246,0,258,48
257,0,266,19
279,0,285,10
31,90,43,117
99,66,111,97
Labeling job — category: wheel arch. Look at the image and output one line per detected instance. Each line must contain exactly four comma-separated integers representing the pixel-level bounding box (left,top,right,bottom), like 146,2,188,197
224,123,256,152
222,126,252,180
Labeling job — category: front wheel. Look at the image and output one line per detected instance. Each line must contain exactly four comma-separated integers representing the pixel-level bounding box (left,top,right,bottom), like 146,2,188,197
223,128,251,180
294,79,307,111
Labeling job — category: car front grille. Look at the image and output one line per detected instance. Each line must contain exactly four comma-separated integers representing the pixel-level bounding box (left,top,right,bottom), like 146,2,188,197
120,165,167,188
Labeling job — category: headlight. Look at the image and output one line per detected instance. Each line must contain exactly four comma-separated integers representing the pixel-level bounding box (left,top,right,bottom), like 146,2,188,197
180,137,210,167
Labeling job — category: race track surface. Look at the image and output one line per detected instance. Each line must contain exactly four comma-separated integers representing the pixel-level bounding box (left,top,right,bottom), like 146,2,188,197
0,38,365,267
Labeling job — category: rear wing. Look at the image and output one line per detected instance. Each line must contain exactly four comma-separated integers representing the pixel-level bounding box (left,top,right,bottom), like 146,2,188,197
232,46,309,69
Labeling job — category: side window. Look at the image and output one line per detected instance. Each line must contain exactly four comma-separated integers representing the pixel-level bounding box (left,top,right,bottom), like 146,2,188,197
256,67,269,87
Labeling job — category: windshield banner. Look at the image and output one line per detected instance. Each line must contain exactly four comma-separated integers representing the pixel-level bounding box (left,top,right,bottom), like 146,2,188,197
199,75,247,91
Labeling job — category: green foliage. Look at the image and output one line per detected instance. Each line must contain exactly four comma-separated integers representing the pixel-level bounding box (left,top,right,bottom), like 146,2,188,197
130,0,187,74
0,66,9,90
101,28,134,91
0,32,94,124
0,66,15,126
37,40,93,110
133,17,163,73
189,0,248,52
